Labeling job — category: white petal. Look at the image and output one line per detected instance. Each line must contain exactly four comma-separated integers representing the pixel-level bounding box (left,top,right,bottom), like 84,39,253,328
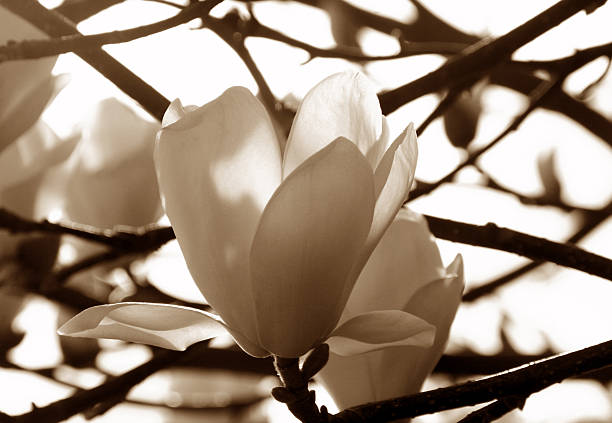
250,137,375,358
283,71,382,178
327,310,435,356
155,87,282,342
344,207,446,317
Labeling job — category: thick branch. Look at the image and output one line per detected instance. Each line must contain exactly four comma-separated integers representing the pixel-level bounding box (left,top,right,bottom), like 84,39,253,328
332,339,612,422
426,215,612,281
378,0,607,114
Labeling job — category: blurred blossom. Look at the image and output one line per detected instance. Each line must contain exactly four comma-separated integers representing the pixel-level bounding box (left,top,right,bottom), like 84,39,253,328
0,7,57,153
317,208,464,410
0,7,73,263
60,71,437,360
62,97,162,229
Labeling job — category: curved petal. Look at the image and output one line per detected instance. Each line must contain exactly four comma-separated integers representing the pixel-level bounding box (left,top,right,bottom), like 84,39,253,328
58,303,230,351
250,137,375,358
344,207,445,318
283,71,382,178
155,87,282,342
327,310,435,356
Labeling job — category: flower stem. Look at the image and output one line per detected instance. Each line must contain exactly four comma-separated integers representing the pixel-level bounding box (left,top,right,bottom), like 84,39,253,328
273,355,326,423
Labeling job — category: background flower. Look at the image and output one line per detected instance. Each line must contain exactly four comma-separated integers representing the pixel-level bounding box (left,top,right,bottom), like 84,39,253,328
317,208,464,410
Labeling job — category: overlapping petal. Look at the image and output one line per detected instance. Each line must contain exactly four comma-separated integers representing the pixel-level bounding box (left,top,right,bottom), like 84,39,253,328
250,137,375,357
283,72,382,178
155,87,282,343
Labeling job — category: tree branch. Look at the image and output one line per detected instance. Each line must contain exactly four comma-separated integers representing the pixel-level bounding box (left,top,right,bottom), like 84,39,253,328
426,214,612,281
378,0,607,114
0,0,171,120
332,339,612,422
1,341,211,423
0,0,223,61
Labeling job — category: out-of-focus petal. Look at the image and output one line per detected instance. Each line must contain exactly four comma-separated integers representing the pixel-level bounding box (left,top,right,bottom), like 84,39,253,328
58,303,230,351
327,310,435,356
0,8,57,151
64,98,161,228
283,71,382,178
0,74,67,153
250,137,375,357
156,87,282,342
0,120,77,191
375,255,464,397
344,207,446,317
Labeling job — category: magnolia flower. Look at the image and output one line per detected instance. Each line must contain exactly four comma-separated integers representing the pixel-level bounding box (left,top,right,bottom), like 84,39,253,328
60,72,435,359
62,98,162,229
317,208,464,409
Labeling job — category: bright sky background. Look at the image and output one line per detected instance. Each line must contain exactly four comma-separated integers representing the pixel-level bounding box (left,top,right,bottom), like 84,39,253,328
4,1,612,422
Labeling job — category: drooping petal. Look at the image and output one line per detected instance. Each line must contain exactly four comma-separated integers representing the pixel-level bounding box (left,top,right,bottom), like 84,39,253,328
155,88,282,342
58,303,230,351
250,137,375,358
59,302,270,357
343,207,446,318
375,255,464,397
327,310,435,356
64,98,161,228
283,71,382,178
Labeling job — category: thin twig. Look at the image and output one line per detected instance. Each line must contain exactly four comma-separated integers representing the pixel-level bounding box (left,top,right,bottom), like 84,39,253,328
410,77,560,201
456,395,527,423
0,0,223,61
